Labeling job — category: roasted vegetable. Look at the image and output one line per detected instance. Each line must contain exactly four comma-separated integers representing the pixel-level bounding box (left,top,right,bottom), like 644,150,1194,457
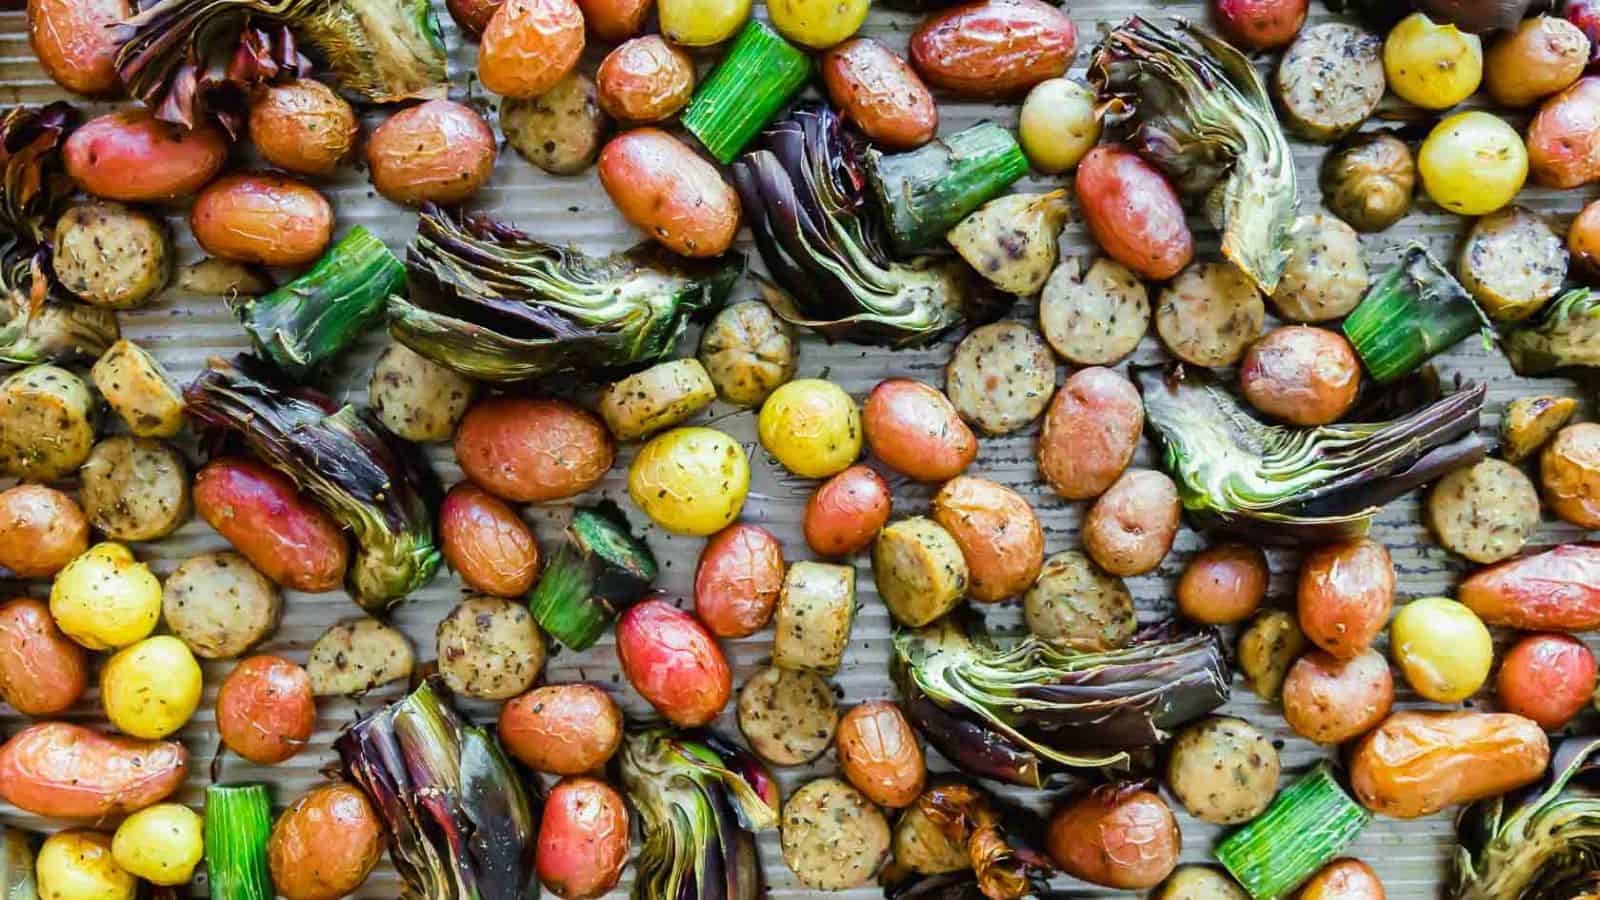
204,784,273,900
526,501,657,651
1343,244,1490,383
1214,763,1370,900
337,678,538,900
391,204,742,382
864,122,1029,256
617,728,781,900
0,826,37,900
1504,289,1600,375
1138,364,1487,545
184,359,441,611
732,102,999,347
113,0,447,134
907,781,1054,900
232,226,405,380
892,614,1230,788
1089,16,1297,294
682,21,811,163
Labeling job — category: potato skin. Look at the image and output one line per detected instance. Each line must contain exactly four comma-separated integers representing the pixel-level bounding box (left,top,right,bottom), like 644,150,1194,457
1282,649,1393,744
597,37,695,124
1496,633,1597,730
1176,543,1267,625
448,0,502,35
863,379,977,483
1573,199,1600,277
0,722,186,818
930,475,1043,602
1485,17,1589,107
1047,786,1180,889
1213,0,1307,49
576,0,650,40
194,457,350,593
268,784,385,900
439,483,540,598
0,484,87,578
479,0,585,98
455,396,614,503
1075,147,1193,280
1239,326,1360,426
367,100,496,206
28,0,128,95
1083,470,1180,577
694,523,784,639
0,597,88,715
64,111,227,202
248,80,359,177
1349,710,1549,818
1527,76,1600,189
190,173,333,267
500,73,610,176
616,599,730,727
837,702,925,809
1459,543,1600,630
822,39,938,150
216,655,315,765
805,465,891,557
1297,538,1394,659
536,778,630,900
1541,422,1600,528
599,128,740,258
500,684,622,775
909,0,1077,97
1297,859,1386,900
1037,366,1143,500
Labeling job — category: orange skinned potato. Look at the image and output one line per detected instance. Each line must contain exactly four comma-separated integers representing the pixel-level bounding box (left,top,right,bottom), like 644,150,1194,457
909,0,1077,97
1037,366,1143,500
616,599,731,727
216,655,316,765
1046,784,1180,889
479,0,585,99
1297,537,1394,659
194,457,350,593
599,129,741,258
694,523,784,639
1526,76,1600,189
64,110,228,202
190,173,334,267
822,39,938,150
439,482,541,598
862,378,977,483
28,0,129,96
0,484,88,578
1074,147,1193,280
0,597,89,716
268,783,385,900
454,396,614,503
0,722,187,818
366,100,497,207
1349,710,1549,819
577,0,653,43
804,465,891,557
499,683,624,775
930,475,1043,602
596,37,695,125
247,80,359,177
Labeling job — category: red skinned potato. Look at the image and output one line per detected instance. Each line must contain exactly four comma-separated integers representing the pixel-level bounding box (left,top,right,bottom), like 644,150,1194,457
1082,470,1180,577
577,0,651,41
910,0,1077,97
28,0,128,95
268,783,385,900
65,110,228,202
694,523,784,639
1282,649,1393,744
1349,710,1549,819
1298,859,1386,900
1297,537,1394,659
216,655,316,765
454,396,615,503
1212,0,1308,50
0,721,187,818
536,777,630,900
1497,633,1597,730
367,100,497,206
930,475,1044,602
0,484,88,578
804,465,892,557
1075,147,1193,281
596,37,695,124
1573,200,1600,277
499,684,624,775
1037,367,1143,500
599,129,740,258
822,39,939,150
479,0,585,99
1526,76,1600,188
0,597,89,715
439,482,541,598
1176,543,1268,625
1046,784,1180,889
194,457,349,593
862,378,977,482
616,599,731,727
1239,326,1361,426
448,0,502,36
190,173,334,267
247,80,360,177
1460,543,1600,630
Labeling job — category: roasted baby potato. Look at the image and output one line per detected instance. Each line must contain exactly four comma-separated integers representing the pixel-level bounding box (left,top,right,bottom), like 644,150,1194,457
436,595,545,700
577,0,651,40
162,552,280,660
1017,77,1100,173
1075,146,1192,280
1037,366,1142,500
804,465,891,557
1154,866,1248,900
1282,649,1393,744
36,831,134,900
862,378,974,482
50,542,161,651
190,173,334,267
248,79,360,177
535,777,630,900
100,635,202,739
738,665,839,766
1349,710,1548,818
1383,13,1483,111
479,0,585,99
1573,200,1600,277
369,342,476,443
53,201,170,308
267,784,385,900
439,482,540,598
1526,76,1600,189
599,358,716,441
836,701,924,808
1320,131,1416,233
28,0,128,95
1214,0,1307,49
759,378,862,479
0,722,186,818
0,484,88,578
694,523,784,639
1024,551,1136,651
1501,394,1577,463
1047,785,1180,889
64,110,227,202
1082,469,1180,577
1485,16,1589,107
306,618,414,696
455,396,614,503
931,476,1043,602
1497,632,1597,731
1166,717,1279,824
697,300,798,407
1390,596,1493,703
91,340,183,438
596,37,695,125
599,128,740,258
627,426,750,536
500,72,610,176
1176,543,1268,625
111,803,203,887
909,0,1076,97
1297,538,1394,659
500,683,623,774
178,257,274,296
1239,326,1361,426
0,596,88,716
194,457,349,593
822,38,938,150
79,437,191,543
367,100,497,206
1297,860,1386,900
872,517,968,627
616,598,731,726
216,654,315,765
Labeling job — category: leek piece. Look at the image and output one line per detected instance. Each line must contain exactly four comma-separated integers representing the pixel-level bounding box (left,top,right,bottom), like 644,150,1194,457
1215,763,1370,899
866,123,1029,256
1343,244,1489,384
204,784,273,900
527,501,658,650
682,20,812,164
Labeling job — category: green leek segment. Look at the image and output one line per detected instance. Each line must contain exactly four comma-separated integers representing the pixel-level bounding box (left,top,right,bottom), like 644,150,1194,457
1215,763,1369,899
1343,244,1489,383
866,123,1028,256
204,783,273,900
683,21,812,164
527,502,658,650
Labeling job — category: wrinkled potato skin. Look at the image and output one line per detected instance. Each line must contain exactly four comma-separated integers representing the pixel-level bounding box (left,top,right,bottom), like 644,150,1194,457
1541,422,1600,528
499,684,624,775
577,0,651,41
1083,470,1181,577
616,599,731,727
439,483,540,598
805,465,892,557
694,523,784,638
1349,710,1549,819
1239,326,1361,426
28,0,128,95
1037,367,1143,500
194,457,350,593
837,702,925,809
455,396,614,503
448,0,502,35
1297,538,1394,659
248,80,359,177
598,129,740,257
1320,132,1416,233
1526,77,1600,189
1282,649,1393,745
536,778,630,900
191,174,334,267
65,111,227,202
1047,787,1180,889
597,37,695,124
0,485,87,578
823,39,938,150
268,784,385,900
1572,200,1600,277
1496,632,1597,731
367,101,496,206
0,722,186,818
0,597,88,716
1485,17,1589,107
1177,543,1268,625
1297,859,1386,900
931,476,1044,602
910,0,1077,97
1075,147,1193,280
216,655,315,765
479,0,585,98
862,379,977,483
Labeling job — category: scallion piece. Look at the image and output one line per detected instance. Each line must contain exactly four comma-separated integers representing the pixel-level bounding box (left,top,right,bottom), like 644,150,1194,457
204,783,273,900
527,501,658,650
682,20,811,164
1215,763,1370,899
866,123,1029,256
1342,243,1489,384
